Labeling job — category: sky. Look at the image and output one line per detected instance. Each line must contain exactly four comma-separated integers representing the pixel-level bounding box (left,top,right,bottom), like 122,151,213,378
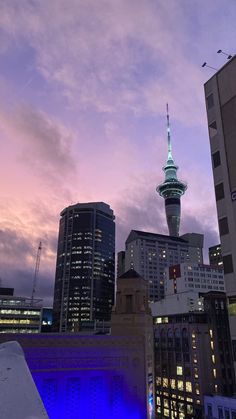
0,0,235,306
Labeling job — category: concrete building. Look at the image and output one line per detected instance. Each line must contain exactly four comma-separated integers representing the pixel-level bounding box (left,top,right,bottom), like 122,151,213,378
0,289,42,334
209,244,223,267
53,202,115,332
165,263,225,296
156,105,187,237
151,291,205,317
204,55,236,362
125,230,203,302
154,292,235,419
204,394,236,418
0,270,155,419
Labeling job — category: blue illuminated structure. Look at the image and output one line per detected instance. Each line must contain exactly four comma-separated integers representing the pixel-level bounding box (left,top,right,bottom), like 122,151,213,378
0,270,154,418
157,105,187,237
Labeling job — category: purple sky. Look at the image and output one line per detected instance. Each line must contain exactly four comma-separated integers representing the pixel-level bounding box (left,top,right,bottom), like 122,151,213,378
0,0,235,306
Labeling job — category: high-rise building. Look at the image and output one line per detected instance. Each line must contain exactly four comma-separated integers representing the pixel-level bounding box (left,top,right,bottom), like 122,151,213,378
204,55,236,360
209,244,223,267
157,105,187,237
154,292,235,419
125,230,203,301
53,202,115,332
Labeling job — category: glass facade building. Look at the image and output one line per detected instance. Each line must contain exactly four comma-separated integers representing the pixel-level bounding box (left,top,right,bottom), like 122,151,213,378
53,202,115,332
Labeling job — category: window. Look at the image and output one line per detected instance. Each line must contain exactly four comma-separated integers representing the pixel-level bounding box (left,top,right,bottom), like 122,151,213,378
223,254,234,274
219,217,229,236
177,366,183,376
207,404,213,417
207,93,214,109
218,407,223,419
224,409,230,419
209,120,217,137
212,151,221,168
215,183,225,201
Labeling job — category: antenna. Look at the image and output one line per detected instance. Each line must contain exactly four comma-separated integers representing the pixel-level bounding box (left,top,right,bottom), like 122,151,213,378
217,49,232,60
31,242,42,305
202,62,218,71
166,103,172,159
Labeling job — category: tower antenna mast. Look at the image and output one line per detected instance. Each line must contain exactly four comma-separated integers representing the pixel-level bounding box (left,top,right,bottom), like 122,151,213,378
31,241,42,304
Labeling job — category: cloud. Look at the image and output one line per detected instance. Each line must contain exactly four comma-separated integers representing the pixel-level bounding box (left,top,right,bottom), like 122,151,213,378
0,106,75,186
0,0,216,124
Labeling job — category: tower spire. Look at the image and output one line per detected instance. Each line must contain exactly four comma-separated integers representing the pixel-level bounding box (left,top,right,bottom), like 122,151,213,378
166,103,173,161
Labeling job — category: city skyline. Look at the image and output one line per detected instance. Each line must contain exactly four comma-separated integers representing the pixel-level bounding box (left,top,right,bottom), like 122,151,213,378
0,0,236,305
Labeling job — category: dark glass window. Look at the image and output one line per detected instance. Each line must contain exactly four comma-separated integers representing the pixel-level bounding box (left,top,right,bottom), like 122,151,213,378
219,217,229,236
218,407,224,419
223,254,234,274
207,405,213,417
215,183,225,201
207,93,214,109
212,151,221,168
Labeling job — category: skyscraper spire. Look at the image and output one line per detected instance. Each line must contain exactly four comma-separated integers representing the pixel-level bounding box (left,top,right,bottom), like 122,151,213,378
166,103,173,162
156,105,187,237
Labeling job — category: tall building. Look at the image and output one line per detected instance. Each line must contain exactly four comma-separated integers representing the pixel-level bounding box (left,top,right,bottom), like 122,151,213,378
125,230,203,301
204,55,236,360
53,202,115,332
154,292,235,419
157,105,187,237
209,244,223,267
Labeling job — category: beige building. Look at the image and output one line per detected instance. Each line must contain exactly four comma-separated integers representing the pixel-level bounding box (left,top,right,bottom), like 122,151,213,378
204,55,236,361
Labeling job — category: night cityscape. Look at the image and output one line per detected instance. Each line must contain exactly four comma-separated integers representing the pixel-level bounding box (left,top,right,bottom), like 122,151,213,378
1,1,236,418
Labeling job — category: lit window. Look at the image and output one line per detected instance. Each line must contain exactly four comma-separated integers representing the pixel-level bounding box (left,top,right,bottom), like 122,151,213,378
212,355,215,364
170,379,176,389
177,366,183,375
213,369,216,378
211,341,214,350
163,378,169,388
177,380,184,391
186,382,192,392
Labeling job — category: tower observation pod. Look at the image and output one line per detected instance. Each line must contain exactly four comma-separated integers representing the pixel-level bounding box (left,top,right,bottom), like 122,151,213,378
156,104,187,237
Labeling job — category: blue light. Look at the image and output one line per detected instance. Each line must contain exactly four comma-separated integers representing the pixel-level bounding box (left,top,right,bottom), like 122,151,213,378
32,369,145,419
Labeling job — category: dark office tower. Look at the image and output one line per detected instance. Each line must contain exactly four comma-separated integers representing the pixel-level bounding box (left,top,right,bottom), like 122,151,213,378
209,244,223,267
157,105,187,237
53,202,115,332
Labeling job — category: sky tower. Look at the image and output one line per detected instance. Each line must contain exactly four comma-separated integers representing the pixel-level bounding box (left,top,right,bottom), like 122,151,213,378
157,105,187,237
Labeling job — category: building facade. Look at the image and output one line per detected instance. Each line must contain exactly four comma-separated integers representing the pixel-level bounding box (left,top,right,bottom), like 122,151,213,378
154,292,235,419
117,250,126,278
165,263,225,296
0,270,155,419
205,394,236,419
0,290,42,333
53,202,115,332
209,244,223,267
204,55,236,362
125,230,203,302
